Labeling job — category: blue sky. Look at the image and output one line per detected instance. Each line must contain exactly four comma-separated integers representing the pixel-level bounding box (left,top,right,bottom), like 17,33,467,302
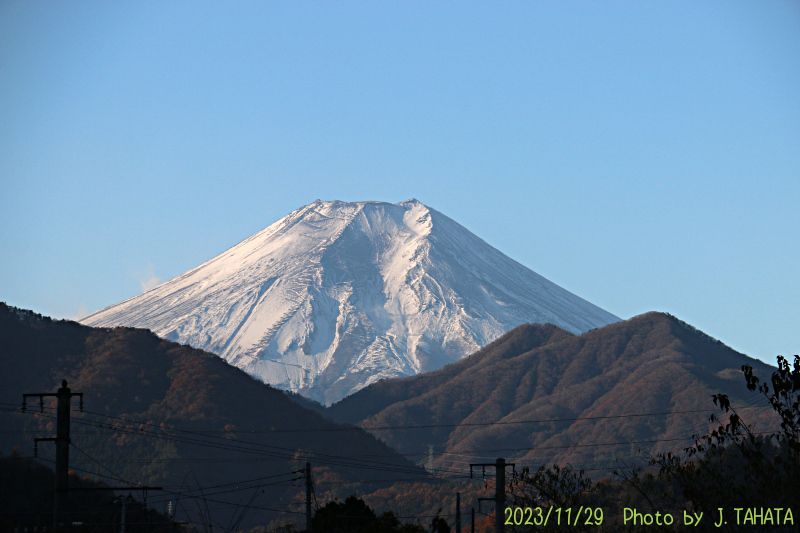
1,1,798,365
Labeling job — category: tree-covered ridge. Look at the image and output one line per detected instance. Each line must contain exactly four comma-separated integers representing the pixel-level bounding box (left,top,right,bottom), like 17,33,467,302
0,303,428,529
320,354,798,533
327,322,574,425
0,449,171,532
2,302,791,532
495,355,800,532
326,312,780,471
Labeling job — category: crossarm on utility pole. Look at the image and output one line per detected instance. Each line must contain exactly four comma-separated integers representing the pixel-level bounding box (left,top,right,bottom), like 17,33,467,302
469,458,515,533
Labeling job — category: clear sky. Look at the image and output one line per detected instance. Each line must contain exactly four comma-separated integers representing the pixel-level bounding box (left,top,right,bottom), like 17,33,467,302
1,1,798,366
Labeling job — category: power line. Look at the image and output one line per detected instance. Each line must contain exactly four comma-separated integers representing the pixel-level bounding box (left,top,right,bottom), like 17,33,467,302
11,404,774,480
0,403,738,460
6,398,775,436
70,410,777,457
71,442,133,486
34,410,446,478
10,396,781,493
73,410,441,477
79,403,774,433
37,457,308,519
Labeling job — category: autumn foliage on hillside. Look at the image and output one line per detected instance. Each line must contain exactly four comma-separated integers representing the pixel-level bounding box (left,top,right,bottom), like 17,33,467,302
0,303,427,529
327,313,781,473
3,303,794,532
0,448,172,532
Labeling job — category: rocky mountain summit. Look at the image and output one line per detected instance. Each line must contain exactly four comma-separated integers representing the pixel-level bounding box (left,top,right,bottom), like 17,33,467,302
83,199,619,404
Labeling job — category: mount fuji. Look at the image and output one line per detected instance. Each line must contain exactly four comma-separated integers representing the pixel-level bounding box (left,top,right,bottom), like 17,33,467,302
82,199,620,404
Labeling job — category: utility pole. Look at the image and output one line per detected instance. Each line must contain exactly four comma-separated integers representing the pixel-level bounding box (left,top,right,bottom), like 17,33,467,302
23,380,83,533
496,458,505,533
305,461,312,532
470,458,515,533
23,381,161,532
117,494,132,533
471,507,475,533
456,492,461,533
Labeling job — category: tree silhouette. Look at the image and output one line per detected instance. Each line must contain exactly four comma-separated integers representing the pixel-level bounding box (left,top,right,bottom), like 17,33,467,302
645,355,800,531
312,495,425,533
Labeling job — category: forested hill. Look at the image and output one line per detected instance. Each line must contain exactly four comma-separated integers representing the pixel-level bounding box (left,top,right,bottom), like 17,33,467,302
326,312,781,471
0,450,170,532
327,322,575,425
0,303,428,528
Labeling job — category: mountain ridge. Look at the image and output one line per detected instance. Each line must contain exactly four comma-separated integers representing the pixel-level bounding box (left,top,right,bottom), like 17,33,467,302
82,199,620,404
325,311,781,471
0,302,429,528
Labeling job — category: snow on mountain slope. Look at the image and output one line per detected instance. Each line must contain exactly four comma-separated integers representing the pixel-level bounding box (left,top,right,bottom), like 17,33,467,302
82,199,620,404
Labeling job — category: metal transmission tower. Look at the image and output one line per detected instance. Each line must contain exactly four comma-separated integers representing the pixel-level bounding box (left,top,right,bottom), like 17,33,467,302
23,380,84,533
471,457,516,533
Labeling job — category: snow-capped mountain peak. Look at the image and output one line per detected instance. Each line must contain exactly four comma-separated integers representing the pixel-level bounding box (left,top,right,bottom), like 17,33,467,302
82,199,620,404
